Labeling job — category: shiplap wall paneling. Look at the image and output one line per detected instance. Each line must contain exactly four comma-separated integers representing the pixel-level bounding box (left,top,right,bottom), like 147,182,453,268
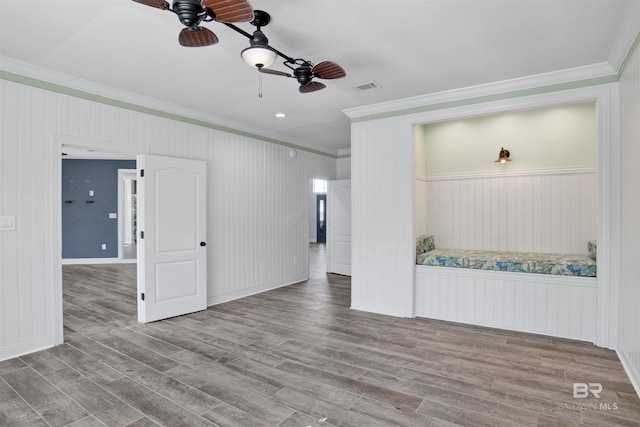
352,117,415,317
1,82,58,359
415,267,597,342
619,41,640,395
0,79,335,361
424,171,597,254
414,176,427,238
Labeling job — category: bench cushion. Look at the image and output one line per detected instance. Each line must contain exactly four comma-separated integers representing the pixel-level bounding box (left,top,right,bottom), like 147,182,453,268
416,235,436,259
417,249,596,277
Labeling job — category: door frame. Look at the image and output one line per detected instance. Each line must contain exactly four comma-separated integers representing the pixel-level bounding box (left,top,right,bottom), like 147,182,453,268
54,135,140,346
117,169,137,263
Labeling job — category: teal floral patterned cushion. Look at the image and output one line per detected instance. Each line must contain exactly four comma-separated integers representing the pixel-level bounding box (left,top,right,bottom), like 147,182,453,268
588,240,597,261
418,249,493,269
416,235,435,258
417,248,596,277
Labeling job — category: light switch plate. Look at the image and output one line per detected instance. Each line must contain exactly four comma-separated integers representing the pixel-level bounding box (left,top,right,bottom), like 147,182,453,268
109,213,117,219
0,216,16,231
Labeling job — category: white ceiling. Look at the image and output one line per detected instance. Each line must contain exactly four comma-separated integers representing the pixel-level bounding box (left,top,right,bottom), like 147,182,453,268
0,0,636,155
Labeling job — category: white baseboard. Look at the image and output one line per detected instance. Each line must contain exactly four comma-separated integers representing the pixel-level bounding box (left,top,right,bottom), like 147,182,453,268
62,258,136,265
350,302,413,318
0,337,55,362
207,275,308,307
617,349,640,399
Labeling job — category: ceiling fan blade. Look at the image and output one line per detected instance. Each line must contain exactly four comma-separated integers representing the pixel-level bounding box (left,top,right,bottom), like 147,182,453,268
299,81,326,93
312,61,346,79
179,27,219,47
132,0,170,9
201,0,254,23
261,69,292,77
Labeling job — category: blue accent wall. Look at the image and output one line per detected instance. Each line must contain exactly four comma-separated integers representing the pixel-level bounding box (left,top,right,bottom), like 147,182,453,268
62,159,136,259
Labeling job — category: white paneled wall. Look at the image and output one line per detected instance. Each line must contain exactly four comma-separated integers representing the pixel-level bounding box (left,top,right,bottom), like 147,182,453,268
351,117,415,317
619,42,640,395
0,79,335,360
414,176,427,238
416,267,597,341
423,170,597,254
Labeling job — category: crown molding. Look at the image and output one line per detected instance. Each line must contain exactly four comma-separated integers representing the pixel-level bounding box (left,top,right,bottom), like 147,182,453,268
0,56,338,158
609,0,640,73
337,148,351,158
343,62,616,121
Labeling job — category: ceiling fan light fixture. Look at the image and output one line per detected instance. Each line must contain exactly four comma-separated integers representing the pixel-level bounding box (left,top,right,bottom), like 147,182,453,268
242,46,277,68
242,29,276,68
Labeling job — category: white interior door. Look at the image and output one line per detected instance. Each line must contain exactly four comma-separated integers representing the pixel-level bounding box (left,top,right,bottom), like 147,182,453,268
327,179,352,276
137,154,207,323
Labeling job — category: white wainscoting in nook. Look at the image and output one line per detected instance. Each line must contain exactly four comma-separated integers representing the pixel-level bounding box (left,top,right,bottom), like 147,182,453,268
415,266,597,342
422,168,597,255
414,167,598,342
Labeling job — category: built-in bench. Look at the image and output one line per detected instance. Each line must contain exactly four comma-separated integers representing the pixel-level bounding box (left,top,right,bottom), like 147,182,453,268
416,235,597,277
414,235,598,342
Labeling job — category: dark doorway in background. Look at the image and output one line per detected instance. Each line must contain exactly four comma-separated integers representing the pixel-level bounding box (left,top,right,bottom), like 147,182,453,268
316,194,326,243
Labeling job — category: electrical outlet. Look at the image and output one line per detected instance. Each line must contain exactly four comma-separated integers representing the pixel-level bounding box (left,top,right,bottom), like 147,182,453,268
101,243,107,250
89,190,94,197
0,216,16,231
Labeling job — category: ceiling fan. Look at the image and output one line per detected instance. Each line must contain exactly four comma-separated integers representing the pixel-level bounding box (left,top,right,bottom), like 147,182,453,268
260,59,346,94
131,0,346,93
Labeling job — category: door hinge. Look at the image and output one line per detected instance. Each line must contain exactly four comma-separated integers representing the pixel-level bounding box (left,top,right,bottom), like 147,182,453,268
140,231,144,239
141,293,145,301
140,169,144,177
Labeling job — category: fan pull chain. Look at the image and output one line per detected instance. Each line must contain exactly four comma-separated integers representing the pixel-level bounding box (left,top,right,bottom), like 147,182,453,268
258,68,263,98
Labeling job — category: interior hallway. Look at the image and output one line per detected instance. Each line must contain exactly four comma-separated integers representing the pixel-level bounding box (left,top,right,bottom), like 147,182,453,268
0,244,639,426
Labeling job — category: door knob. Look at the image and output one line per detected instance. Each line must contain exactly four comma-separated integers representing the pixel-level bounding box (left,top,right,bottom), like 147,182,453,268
200,242,206,247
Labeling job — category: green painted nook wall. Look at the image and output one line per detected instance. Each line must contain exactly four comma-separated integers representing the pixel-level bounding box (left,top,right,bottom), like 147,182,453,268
414,102,597,176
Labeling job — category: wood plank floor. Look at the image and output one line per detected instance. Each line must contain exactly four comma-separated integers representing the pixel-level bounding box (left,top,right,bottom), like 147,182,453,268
1,244,639,426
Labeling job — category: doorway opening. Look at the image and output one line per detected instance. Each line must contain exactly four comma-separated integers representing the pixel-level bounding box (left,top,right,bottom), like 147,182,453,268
311,178,327,244
118,169,137,261
309,178,328,278
316,194,326,244
59,144,140,343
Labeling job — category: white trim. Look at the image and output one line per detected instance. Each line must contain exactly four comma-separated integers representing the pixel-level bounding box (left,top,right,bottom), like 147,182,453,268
343,63,616,119
0,337,57,362
55,135,141,345
52,138,64,349
422,167,597,181
608,1,640,72
617,349,640,399
117,169,137,262
404,86,610,126
207,276,308,306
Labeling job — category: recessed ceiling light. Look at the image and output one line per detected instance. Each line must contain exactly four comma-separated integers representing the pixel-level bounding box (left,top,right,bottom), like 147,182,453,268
275,113,286,118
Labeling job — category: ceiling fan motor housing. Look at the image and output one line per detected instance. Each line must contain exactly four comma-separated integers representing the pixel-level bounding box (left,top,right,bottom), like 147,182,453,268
294,65,313,85
173,0,204,29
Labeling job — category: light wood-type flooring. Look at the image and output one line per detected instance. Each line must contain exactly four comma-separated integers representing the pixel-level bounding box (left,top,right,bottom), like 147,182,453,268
1,244,639,426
